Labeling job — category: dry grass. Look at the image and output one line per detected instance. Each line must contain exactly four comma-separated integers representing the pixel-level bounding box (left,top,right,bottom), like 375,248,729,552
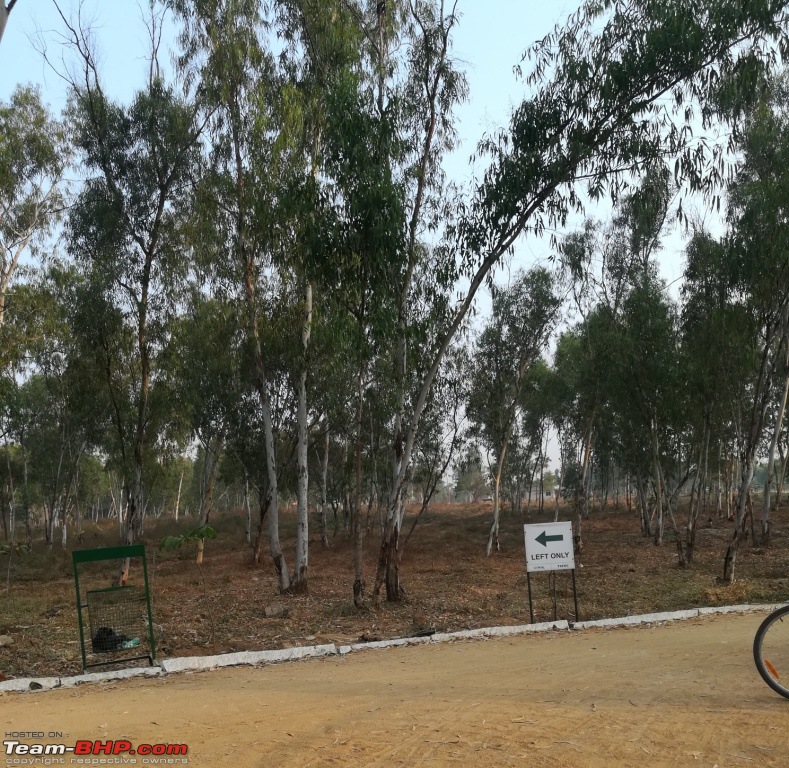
1,499,788,679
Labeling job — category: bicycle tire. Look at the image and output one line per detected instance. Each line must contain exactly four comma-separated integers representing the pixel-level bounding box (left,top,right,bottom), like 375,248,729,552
753,605,789,700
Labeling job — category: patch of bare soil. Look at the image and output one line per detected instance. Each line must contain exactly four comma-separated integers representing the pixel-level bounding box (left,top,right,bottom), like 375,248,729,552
1,612,787,768
1,501,788,679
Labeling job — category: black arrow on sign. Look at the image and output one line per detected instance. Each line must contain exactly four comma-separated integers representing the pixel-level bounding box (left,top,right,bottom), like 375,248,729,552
535,530,563,547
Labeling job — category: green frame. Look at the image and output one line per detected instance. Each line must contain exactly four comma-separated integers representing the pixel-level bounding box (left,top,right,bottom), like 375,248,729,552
72,545,156,672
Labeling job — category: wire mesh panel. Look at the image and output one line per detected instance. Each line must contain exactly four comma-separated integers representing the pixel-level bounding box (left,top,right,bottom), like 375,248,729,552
72,545,155,671
86,586,147,653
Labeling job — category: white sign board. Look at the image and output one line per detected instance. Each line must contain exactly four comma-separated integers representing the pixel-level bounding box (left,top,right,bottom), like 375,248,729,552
524,521,575,573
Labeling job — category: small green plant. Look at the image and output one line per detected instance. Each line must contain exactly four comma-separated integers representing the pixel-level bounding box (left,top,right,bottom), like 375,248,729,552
0,542,31,557
158,525,217,647
158,524,217,553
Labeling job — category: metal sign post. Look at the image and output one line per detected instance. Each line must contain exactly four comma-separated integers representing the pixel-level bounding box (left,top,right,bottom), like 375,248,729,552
524,521,579,623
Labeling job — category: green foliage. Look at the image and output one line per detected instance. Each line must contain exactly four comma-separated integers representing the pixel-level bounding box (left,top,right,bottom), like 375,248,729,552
0,542,30,557
0,83,69,267
467,267,561,459
463,0,789,261
158,524,217,552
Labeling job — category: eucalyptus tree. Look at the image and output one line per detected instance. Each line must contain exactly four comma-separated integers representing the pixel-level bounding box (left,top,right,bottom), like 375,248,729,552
373,0,789,600
720,84,789,581
3,266,106,548
617,273,690,551
63,24,203,571
365,0,468,603
556,165,673,540
551,306,621,548
173,0,363,594
403,343,469,548
276,0,371,593
167,295,244,563
517,359,558,517
466,268,560,556
317,32,403,604
0,85,69,334
307,305,360,547
680,232,751,561
171,0,291,590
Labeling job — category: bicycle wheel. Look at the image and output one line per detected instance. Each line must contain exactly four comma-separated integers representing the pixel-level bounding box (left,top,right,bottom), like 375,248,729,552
753,605,789,700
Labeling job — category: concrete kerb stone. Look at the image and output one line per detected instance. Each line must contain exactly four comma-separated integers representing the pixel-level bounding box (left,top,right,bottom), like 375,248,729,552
158,643,338,673
337,621,569,655
430,620,569,643
338,636,433,655
697,603,787,616
0,677,61,693
4,605,786,692
569,604,788,631
571,609,699,629
59,667,163,687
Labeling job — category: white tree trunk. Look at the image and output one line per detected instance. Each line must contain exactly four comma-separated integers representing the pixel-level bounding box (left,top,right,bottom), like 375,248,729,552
762,362,789,541
244,475,252,545
294,281,312,593
486,440,509,557
262,394,289,592
174,466,184,522
320,429,329,548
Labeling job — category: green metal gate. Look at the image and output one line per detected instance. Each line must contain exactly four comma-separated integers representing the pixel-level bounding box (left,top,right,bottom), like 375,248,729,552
72,545,156,672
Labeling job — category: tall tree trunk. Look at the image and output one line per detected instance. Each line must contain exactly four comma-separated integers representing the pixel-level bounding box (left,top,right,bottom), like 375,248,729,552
245,259,290,591
555,431,566,522
685,423,709,565
486,440,509,556
244,474,252,545
723,313,783,583
538,425,547,516
292,281,313,594
762,351,789,545
353,359,366,607
636,473,650,537
3,434,14,543
117,256,154,585
775,442,788,511
196,436,222,566
574,412,595,553
174,466,184,522
253,491,267,565
372,4,461,604
320,429,329,548
0,5,9,47
651,420,664,546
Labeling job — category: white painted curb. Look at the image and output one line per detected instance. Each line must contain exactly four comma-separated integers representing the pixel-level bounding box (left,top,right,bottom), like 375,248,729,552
697,603,787,616
572,609,699,629
158,643,337,673
571,603,787,630
431,620,568,642
2,604,785,692
337,636,432,655
59,667,162,687
0,677,61,693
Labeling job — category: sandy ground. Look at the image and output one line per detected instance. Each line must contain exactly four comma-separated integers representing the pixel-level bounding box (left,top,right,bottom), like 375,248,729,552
2,612,787,768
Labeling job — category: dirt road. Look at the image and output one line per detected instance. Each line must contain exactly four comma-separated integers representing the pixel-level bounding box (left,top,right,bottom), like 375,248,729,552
2,612,786,767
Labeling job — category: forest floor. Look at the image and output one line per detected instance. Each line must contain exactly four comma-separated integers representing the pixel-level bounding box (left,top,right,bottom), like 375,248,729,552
1,499,789,679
